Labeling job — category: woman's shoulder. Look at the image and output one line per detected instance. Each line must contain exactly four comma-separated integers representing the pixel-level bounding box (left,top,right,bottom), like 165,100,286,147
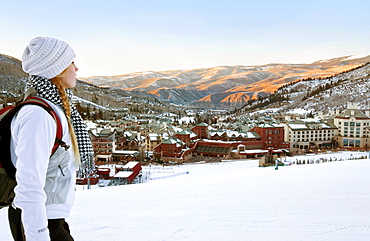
34,97,66,119
14,104,55,125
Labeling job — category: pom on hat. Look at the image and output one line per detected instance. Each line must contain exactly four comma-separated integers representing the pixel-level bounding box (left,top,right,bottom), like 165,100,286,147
22,37,76,79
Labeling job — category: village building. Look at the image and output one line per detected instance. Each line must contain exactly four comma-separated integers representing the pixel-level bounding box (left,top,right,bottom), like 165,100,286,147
146,133,162,152
111,150,140,163
174,130,196,147
109,161,142,186
250,123,289,150
191,122,209,139
209,130,262,147
90,128,116,162
279,118,337,154
153,138,186,162
193,140,233,159
114,128,127,150
333,102,370,150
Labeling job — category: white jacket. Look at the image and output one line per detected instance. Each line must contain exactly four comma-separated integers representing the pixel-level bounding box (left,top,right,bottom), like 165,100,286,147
10,98,77,241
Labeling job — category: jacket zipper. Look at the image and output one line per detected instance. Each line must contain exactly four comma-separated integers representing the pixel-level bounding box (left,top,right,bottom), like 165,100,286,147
51,165,65,194
58,165,65,176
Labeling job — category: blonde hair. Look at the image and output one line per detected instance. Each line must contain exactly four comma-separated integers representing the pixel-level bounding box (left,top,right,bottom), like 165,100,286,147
51,69,81,165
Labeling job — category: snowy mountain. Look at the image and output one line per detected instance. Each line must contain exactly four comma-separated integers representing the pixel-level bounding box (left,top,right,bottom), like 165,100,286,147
82,55,370,108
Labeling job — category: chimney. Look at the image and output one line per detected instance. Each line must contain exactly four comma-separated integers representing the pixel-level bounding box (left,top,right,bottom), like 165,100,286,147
347,102,359,110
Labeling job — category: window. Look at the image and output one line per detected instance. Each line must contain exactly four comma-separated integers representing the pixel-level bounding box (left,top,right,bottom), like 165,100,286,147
343,139,348,146
350,122,355,126
355,140,361,147
349,139,354,147
344,122,348,126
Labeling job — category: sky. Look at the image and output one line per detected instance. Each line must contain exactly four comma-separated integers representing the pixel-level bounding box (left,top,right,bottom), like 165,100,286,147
1,0,370,78
1,151,370,240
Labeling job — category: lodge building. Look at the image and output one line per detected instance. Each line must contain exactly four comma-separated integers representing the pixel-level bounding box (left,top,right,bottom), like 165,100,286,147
333,102,370,150
279,119,337,153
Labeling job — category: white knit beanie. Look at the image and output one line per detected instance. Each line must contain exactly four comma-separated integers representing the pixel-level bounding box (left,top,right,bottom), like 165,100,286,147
22,37,76,79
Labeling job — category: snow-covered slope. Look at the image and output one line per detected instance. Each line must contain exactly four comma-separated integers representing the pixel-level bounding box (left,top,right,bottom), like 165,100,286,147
1,151,369,241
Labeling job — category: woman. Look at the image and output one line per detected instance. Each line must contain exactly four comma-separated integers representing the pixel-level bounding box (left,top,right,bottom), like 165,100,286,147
8,37,94,241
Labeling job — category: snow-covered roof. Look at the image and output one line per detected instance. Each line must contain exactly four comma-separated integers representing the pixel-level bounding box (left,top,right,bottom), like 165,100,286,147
162,139,178,144
114,171,133,178
148,133,160,141
239,149,269,154
113,150,139,157
335,109,370,119
289,124,309,130
209,130,259,138
124,161,140,168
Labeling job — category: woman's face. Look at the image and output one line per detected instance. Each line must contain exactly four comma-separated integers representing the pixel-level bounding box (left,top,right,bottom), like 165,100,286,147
61,62,78,89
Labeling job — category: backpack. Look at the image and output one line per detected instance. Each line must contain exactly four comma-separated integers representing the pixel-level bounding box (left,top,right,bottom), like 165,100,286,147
0,94,68,209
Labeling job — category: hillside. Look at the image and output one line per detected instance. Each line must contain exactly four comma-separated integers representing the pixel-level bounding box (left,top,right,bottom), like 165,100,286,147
235,62,370,117
0,54,28,97
0,54,175,119
82,55,370,108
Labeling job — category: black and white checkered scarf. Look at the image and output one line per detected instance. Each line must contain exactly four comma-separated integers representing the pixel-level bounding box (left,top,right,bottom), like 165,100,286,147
26,75,94,177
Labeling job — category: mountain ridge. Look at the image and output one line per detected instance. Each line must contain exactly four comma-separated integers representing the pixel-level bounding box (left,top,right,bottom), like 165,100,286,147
82,55,370,108
1,53,369,117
